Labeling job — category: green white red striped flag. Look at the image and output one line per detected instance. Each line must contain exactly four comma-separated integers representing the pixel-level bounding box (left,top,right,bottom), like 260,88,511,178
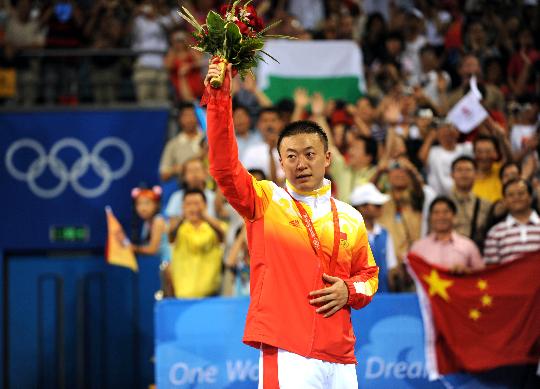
256,40,365,104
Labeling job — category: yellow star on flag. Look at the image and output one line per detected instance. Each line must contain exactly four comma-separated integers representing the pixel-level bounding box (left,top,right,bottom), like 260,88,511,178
423,269,454,301
481,294,493,307
477,279,488,290
469,308,481,321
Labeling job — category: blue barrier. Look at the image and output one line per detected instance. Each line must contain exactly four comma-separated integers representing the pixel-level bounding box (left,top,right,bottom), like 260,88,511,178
155,294,538,388
0,108,168,250
4,254,160,389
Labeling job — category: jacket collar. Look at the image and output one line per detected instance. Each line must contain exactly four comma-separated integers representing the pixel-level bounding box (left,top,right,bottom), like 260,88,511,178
285,178,332,201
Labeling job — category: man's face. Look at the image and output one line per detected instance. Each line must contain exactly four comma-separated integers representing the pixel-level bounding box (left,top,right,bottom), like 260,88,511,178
388,167,410,191
178,108,198,133
504,181,532,215
474,140,498,171
183,160,206,189
357,204,382,220
501,164,520,184
460,56,481,83
385,38,402,57
347,138,372,167
233,108,251,136
430,202,455,234
182,193,206,222
437,125,459,145
420,50,437,71
357,98,374,123
279,133,330,192
257,112,283,147
468,22,486,46
451,161,476,191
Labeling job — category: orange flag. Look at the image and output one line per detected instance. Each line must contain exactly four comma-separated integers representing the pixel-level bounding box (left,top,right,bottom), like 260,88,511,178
105,206,138,272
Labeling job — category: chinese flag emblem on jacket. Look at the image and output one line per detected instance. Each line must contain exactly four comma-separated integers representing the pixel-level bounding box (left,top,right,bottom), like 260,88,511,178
406,251,540,379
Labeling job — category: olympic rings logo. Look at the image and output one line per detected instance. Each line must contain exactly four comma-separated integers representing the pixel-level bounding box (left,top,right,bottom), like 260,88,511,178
5,137,133,199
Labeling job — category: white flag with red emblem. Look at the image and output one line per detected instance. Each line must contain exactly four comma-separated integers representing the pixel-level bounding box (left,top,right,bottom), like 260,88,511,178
447,77,488,133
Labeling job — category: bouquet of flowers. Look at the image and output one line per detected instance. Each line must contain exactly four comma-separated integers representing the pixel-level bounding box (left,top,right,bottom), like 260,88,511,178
179,1,289,88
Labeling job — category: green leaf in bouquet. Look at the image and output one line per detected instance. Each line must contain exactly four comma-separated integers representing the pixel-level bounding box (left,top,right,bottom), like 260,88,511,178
224,22,242,57
179,6,203,32
225,22,242,44
206,10,226,33
264,34,298,39
260,50,279,63
258,19,282,35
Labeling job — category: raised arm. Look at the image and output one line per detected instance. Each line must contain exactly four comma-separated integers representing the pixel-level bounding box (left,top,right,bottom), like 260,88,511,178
203,62,271,220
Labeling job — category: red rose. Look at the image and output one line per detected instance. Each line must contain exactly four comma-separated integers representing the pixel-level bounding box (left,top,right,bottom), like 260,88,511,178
235,20,250,35
245,4,257,17
253,16,265,32
219,5,229,17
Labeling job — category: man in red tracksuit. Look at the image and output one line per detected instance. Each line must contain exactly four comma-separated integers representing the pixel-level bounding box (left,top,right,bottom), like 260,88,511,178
203,63,379,388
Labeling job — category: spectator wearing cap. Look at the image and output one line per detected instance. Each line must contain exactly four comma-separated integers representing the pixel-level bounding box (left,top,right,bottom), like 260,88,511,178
418,119,473,195
449,156,492,249
410,196,484,272
374,159,426,270
350,184,397,292
484,179,540,264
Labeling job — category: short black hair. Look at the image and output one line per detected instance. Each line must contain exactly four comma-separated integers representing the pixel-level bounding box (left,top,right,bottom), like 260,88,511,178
354,134,377,162
258,106,281,118
183,187,207,203
473,135,499,152
181,157,205,178
451,155,477,171
277,120,329,156
502,178,533,197
276,98,295,115
429,196,457,215
233,103,250,115
420,44,437,57
178,102,195,113
499,162,521,181
385,31,404,47
248,168,266,180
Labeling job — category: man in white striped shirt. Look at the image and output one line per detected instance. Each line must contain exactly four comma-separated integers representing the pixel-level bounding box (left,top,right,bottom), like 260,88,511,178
484,179,540,264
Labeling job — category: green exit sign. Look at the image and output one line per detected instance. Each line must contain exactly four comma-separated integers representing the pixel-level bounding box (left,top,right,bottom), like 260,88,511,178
49,225,90,243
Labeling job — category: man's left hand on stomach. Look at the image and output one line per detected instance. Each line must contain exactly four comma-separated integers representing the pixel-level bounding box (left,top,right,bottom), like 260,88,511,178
309,274,349,318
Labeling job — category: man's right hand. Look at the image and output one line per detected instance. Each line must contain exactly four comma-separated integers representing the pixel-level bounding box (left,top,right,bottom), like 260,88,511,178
204,61,233,91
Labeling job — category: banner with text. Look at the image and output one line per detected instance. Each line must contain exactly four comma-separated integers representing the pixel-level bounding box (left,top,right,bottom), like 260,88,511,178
0,109,168,249
155,294,441,388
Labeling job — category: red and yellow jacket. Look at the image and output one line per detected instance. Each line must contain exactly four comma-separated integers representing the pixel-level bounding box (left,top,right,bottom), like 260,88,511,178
204,85,378,364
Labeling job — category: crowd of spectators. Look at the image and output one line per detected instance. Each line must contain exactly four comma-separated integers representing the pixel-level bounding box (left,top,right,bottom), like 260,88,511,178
1,0,540,297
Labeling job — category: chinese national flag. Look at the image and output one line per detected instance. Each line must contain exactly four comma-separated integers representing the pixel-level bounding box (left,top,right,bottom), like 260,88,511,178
407,251,540,379
105,206,138,272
